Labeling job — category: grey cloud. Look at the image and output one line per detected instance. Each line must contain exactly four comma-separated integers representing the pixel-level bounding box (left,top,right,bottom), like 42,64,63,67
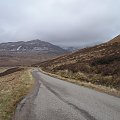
0,0,120,47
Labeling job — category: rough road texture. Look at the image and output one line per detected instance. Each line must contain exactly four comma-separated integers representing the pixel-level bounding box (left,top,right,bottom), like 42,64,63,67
14,69,120,120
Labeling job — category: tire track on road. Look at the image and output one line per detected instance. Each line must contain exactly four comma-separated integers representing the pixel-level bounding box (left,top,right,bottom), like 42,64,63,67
39,76,96,120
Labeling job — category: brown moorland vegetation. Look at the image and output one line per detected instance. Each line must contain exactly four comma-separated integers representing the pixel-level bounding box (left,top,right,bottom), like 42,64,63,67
0,51,62,67
35,35,120,90
0,68,34,120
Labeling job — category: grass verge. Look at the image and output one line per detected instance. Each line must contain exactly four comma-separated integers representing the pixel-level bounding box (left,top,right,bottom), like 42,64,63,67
0,68,34,120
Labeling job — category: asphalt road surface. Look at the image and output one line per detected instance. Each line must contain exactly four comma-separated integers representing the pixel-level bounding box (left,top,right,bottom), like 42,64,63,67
14,69,120,120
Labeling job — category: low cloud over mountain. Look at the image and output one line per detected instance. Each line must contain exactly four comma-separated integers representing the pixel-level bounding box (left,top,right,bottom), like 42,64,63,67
0,0,120,47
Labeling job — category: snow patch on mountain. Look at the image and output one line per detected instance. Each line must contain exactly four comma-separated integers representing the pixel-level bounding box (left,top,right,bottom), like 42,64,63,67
17,46,22,51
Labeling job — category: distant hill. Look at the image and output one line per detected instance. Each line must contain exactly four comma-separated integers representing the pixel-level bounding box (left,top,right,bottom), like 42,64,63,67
0,39,68,54
0,39,69,66
38,35,120,90
61,46,80,52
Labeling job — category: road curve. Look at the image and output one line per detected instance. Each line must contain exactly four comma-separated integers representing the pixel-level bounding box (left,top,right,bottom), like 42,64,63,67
14,69,120,120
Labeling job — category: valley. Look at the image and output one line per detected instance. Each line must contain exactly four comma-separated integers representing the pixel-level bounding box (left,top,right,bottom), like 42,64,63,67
1,1,120,120
0,35,120,120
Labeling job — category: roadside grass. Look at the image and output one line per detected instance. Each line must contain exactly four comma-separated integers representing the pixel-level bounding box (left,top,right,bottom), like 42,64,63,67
0,68,34,120
55,70,120,90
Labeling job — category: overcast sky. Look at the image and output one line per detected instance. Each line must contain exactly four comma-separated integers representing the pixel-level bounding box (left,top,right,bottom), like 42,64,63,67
0,0,120,47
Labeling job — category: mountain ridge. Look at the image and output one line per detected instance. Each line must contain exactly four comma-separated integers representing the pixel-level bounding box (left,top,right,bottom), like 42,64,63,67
0,39,69,66
0,39,68,54
108,35,120,44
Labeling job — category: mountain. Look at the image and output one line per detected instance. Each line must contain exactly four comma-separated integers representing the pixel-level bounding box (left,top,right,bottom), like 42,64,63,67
0,39,69,66
37,35,120,90
61,46,80,52
0,39,68,54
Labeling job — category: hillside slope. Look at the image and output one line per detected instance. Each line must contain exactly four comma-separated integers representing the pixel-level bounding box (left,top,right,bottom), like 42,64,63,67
0,40,68,66
38,35,120,90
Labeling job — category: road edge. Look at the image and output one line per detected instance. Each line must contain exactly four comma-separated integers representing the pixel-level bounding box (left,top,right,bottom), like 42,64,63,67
12,70,40,120
39,68,120,98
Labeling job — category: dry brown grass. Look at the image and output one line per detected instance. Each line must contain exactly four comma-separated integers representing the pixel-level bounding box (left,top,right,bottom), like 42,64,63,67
0,68,34,120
